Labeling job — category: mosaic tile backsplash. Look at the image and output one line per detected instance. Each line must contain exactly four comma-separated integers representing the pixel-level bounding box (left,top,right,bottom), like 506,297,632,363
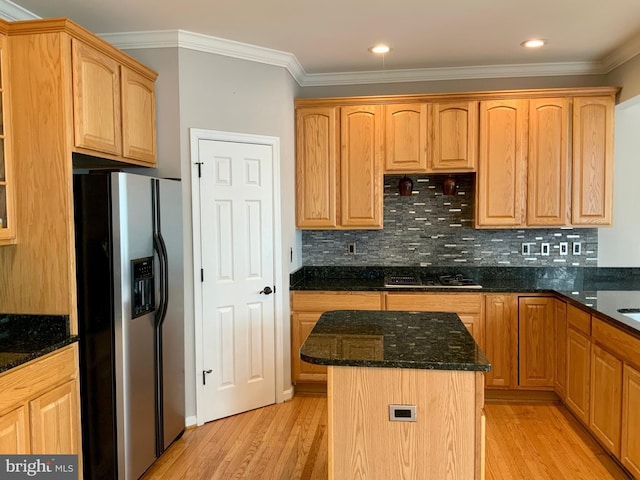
301,174,598,267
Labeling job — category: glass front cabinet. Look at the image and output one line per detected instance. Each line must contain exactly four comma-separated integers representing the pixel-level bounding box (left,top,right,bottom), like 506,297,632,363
0,33,15,245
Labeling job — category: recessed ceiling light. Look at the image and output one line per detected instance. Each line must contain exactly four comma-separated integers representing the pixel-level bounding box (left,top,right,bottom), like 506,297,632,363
369,44,390,54
521,39,546,48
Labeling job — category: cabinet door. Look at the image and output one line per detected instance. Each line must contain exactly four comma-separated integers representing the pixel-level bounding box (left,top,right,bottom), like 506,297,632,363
554,299,568,399
72,40,122,156
566,328,591,424
340,105,383,228
622,364,640,478
0,33,16,245
384,103,428,173
518,297,555,387
430,101,478,172
0,407,28,454
476,100,528,227
121,66,156,164
527,98,570,226
571,96,614,225
29,380,79,454
295,107,339,228
590,344,622,456
292,312,330,383
484,294,518,388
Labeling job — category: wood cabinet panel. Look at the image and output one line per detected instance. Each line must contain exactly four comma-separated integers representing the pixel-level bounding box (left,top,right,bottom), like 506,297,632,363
72,39,122,156
430,101,478,172
384,103,428,172
527,98,570,226
295,107,339,228
484,294,517,388
476,99,528,227
29,380,79,454
567,303,591,336
0,407,28,454
566,328,591,424
121,66,156,164
518,297,555,387
292,312,329,382
0,33,16,245
340,105,383,228
622,364,640,478
292,291,383,312
572,96,614,225
554,299,568,399
592,316,640,370
589,344,622,456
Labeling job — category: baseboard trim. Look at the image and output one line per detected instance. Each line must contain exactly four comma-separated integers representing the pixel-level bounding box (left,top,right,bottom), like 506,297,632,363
485,389,560,403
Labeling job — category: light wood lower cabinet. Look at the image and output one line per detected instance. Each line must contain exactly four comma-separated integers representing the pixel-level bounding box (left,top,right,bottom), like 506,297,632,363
385,292,484,348
622,364,640,478
518,297,555,388
589,344,622,457
291,291,383,384
566,327,591,425
0,345,81,454
554,299,568,399
484,294,517,388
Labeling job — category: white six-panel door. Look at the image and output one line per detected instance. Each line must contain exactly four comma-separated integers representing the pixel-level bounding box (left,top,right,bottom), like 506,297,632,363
196,138,276,422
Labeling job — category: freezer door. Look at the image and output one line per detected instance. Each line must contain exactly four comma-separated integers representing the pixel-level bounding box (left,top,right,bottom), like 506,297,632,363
156,178,186,449
112,173,157,480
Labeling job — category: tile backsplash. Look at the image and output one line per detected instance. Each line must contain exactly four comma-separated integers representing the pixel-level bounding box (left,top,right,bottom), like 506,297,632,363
301,174,598,267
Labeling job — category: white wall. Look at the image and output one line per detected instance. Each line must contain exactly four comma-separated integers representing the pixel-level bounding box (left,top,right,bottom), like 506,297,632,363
598,97,640,266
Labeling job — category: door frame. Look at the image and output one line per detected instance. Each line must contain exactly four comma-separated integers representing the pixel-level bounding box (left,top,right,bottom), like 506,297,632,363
190,128,287,426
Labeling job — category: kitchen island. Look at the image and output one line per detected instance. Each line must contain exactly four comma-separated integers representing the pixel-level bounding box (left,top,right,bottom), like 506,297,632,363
301,309,490,480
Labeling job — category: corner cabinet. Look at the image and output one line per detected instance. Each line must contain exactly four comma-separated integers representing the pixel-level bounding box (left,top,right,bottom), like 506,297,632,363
72,39,157,165
0,32,16,245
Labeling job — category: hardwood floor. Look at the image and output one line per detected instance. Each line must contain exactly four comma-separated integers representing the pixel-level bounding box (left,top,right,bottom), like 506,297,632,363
142,395,631,480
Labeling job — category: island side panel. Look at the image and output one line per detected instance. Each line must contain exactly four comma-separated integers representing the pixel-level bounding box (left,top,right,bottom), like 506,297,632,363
328,365,478,480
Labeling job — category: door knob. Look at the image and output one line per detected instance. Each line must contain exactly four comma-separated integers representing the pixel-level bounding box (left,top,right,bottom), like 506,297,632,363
259,286,273,295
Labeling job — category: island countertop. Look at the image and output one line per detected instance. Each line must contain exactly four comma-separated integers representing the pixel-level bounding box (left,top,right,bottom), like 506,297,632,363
300,309,491,372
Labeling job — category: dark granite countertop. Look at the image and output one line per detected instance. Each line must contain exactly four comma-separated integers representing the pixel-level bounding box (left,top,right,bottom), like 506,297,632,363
291,266,640,336
0,314,78,374
300,310,491,372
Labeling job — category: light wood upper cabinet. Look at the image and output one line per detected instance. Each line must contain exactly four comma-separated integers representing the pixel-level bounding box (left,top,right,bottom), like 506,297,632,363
295,107,339,228
572,96,614,225
518,297,555,388
589,344,622,457
430,101,478,172
476,99,528,227
527,98,570,226
72,38,157,166
340,105,383,228
384,103,428,173
0,33,16,246
121,66,157,163
72,40,121,156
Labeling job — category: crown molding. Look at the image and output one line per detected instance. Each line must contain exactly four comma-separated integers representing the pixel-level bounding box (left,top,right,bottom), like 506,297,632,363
0,0,39,21
0,0,637,86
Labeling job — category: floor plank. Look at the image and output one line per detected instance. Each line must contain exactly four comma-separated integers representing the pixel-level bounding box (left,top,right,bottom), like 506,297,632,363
142,396,630,480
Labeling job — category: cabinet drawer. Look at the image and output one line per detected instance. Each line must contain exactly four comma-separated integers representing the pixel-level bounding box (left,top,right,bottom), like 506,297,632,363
592,317,640,369
0,345,78,415
386,293,482,314
291,292,383,311
567,304,591,335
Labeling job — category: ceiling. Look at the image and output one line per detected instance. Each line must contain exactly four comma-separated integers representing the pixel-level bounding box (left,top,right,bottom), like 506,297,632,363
6,0,640,85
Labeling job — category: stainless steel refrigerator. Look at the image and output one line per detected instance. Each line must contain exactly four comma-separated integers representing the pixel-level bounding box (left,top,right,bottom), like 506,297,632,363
74,172,185,480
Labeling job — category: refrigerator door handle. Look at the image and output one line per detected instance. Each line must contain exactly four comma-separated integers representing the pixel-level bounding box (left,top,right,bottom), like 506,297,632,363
153,231,170,327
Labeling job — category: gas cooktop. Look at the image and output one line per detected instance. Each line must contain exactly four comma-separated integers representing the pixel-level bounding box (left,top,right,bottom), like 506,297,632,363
383,273,482,289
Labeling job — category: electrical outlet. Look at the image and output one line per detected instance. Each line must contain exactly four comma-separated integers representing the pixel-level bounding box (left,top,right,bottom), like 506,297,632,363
347,243,356,255
560,242,569,255
573,242,582,255
522,243,531,255
541,243,550,256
